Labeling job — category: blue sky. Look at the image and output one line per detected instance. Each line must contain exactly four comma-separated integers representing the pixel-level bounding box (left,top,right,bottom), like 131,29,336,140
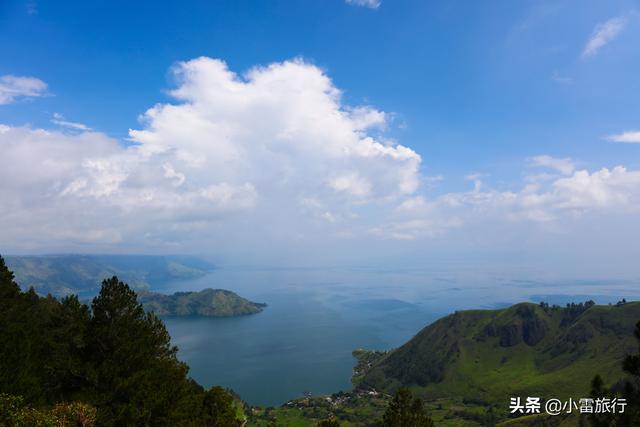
1,0,640,274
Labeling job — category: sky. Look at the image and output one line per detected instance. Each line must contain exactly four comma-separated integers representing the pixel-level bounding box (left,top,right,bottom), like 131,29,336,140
1,0,640,275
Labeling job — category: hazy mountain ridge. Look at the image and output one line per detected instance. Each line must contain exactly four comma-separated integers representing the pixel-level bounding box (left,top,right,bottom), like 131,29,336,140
138,288,266,317
4,254,214,298
358,301,640,405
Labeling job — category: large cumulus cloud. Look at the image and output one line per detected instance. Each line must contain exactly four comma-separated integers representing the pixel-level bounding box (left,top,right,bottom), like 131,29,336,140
0,58,421,253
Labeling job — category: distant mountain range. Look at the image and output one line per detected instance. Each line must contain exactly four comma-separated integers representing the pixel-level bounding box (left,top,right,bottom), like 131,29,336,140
4,254,266,318
4,254,214,298
138,288,266,317
357,301,640,407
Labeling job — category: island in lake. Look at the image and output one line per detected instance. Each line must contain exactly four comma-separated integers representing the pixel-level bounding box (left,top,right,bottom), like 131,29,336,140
138,288,267,317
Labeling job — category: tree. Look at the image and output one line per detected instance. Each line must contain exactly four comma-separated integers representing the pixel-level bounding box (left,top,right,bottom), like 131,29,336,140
589,321,640,426
86,276,193,426
317,419,341,427
45,295,91,401
0,256,51,404
200,386,242,427
0,256,20,300
588,375,611,427
380,388,435,427
618,321,640,425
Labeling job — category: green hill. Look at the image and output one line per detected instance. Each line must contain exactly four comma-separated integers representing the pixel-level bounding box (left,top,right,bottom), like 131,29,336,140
245,301,640,426
358,301,640,406
138,288,266,317
4,254,213,298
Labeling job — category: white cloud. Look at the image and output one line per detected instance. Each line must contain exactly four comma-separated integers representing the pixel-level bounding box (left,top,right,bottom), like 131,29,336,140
605,130,640,143
347,106,386,130
329,173,372,197
551,166,640,210
375,164,640,241
0,75,47,104
582,16,627,58
528,155,575,175
51,113,92,131
0,57,421,252
345,0,381,9
395,196,437,218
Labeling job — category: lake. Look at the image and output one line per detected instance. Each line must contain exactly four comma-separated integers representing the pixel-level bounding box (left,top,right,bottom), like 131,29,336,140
158,266,640,406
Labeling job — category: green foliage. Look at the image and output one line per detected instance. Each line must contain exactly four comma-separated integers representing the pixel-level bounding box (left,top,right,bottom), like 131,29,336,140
589,320,640,426
0,255,241,427
317,418,341,426
0,394,26,426
0,393,96,427
51,401,97,427
619,321,640,424
201,386,243,426
587,375,611,427
351,349,387,386
559,301,596,327
360,301,640,407
0,259,53,403
380,388,434,427
85,276,192,425
0,256,20,299
587,320,640,426
138,288,266,317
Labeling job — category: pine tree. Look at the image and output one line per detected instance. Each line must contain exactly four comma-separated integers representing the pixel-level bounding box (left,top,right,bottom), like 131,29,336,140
589,321,640,426
588,374,611,427
0,256,20,300
86,276,191,426
0,256,49,403
380,388,435,427
45,294,91,401
618,321,640,425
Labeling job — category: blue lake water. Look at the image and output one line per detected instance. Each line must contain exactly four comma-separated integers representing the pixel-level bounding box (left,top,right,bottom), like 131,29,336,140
158,267,640,406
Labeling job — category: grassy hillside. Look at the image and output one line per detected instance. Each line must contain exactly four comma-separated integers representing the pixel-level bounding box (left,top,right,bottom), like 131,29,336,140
358,301,640,407
242,301,640,426
4,254,213,298
138,288,267,317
